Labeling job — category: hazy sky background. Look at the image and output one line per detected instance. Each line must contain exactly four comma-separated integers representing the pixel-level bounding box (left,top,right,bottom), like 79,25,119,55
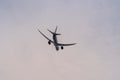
0,0,120,80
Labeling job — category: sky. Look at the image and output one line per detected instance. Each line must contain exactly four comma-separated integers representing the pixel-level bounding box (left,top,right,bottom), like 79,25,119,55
0,0,120,80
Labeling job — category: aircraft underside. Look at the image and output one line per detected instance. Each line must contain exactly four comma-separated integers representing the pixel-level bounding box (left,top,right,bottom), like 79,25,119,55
37,26,76,51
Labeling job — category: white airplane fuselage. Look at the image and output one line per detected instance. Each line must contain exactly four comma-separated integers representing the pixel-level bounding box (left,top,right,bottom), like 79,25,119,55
37,27,76,51
53,34,59,51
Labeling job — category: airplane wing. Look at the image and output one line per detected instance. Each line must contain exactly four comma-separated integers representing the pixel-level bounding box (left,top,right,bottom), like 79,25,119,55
37,29,54,43
57,43,76,46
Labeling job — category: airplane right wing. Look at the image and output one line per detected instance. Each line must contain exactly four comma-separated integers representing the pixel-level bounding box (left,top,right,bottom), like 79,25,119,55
37,29,54,43
57,43,76,46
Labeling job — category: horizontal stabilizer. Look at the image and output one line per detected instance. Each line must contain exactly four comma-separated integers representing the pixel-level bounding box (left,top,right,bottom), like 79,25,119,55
47,29,61,35
47,29,54,34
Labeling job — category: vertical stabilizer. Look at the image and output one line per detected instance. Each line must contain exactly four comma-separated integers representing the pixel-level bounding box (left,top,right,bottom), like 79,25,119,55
47,26,61,35
55,26,58,33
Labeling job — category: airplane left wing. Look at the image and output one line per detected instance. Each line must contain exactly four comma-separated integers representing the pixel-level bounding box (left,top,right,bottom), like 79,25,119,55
37,29,54,43
57,43,76,46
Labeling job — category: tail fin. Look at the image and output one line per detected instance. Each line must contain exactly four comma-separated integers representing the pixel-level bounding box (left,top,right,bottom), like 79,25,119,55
47,26,61,35
55,26,58,33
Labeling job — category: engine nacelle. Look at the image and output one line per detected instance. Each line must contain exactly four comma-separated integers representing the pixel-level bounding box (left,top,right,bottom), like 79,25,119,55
48,41,51,45
61,46,64,50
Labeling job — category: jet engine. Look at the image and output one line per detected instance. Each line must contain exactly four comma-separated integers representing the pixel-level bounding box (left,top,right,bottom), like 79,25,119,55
61,46,64,50
48,41,51,45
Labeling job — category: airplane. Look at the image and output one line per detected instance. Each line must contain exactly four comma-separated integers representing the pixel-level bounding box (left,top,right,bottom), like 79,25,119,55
37,26,76,51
